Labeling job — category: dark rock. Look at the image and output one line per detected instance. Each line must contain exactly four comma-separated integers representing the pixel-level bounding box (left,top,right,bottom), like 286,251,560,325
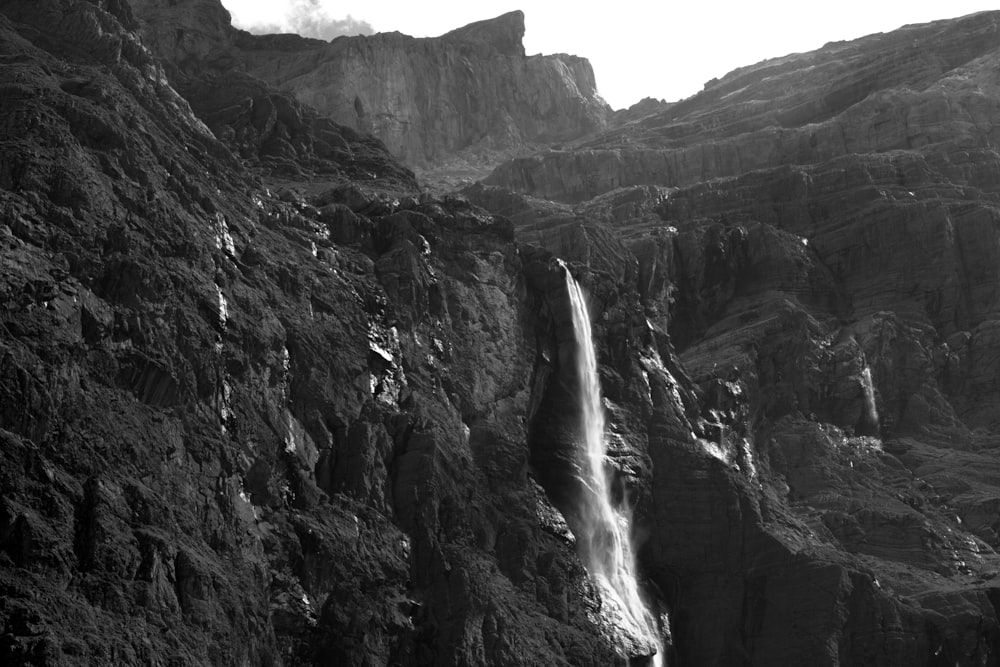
7,1,1000,666
466,10,1000,665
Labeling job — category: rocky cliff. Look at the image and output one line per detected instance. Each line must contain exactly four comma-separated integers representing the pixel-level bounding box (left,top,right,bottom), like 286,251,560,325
487,11,1000,202
469,8,1000,666
235,10,610,167
130,2,610,168
6,1,1000,666
0,1,621,665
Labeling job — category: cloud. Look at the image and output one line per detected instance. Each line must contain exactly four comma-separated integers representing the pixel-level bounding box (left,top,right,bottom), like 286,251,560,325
244,0,373,40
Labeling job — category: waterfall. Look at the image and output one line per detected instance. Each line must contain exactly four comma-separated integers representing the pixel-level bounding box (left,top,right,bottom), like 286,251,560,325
564,270,664,665
860,366,880,433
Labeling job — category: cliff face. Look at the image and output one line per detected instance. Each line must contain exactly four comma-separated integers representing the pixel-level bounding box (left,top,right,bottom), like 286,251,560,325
469,9,1000,666
234,10,610,166
7,1,1000,666
131,2,610,167
124,0,415,183
487,11,1000,202
0,1,622,664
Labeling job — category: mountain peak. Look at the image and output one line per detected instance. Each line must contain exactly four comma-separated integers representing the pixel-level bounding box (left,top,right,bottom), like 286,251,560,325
442,10,526,57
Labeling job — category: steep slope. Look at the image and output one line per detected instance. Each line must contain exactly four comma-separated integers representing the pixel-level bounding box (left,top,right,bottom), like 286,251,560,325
9,1,1000,666
0,1,627,665
469,9,1000,666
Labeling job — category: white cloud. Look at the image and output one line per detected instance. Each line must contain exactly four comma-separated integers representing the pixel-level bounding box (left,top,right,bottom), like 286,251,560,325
230,0,373,40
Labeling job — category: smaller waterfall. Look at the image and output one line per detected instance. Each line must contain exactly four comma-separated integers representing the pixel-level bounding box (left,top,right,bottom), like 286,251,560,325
564,270,664,665
860,366,880,433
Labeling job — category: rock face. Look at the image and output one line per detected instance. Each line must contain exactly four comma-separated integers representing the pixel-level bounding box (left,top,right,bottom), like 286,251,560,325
467,8,1000,667
0,1,617,665
236,10,610,166
486,11,1000,202
131,2,610,167
127,0,416,184
8,1,1000,666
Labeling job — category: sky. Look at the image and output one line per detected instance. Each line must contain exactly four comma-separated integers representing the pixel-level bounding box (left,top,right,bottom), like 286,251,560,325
221,1,998,110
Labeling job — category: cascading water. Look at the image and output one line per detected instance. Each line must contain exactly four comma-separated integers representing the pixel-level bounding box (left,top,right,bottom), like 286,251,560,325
564,269,664,665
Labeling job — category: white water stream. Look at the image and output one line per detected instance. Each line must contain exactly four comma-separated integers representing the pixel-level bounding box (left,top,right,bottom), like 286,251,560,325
564,271,664,665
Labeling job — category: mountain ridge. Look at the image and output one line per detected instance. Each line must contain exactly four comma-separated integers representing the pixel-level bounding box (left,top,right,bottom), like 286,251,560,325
131,2,610,168
485,9,1000,202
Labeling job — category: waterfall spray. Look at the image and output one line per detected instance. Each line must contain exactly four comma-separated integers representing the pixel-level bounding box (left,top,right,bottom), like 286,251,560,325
564,269,664,665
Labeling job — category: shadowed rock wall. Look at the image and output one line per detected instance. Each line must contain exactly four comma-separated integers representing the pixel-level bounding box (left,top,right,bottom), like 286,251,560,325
0,1,620,664
486,11,1000,202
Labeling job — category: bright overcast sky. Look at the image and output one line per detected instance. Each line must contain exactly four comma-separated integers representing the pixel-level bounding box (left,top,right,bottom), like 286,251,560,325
221,1,998,110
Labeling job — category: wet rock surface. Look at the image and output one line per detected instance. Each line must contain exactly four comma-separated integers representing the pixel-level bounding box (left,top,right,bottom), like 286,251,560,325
6,2,1000,666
